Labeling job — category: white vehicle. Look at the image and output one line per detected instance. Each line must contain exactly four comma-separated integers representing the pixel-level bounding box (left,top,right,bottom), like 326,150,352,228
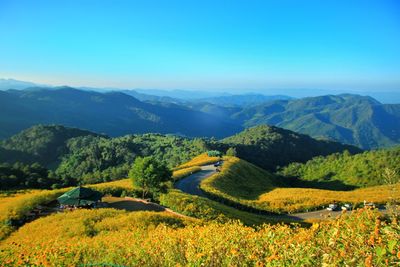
341,204,352,211
327,204,338,211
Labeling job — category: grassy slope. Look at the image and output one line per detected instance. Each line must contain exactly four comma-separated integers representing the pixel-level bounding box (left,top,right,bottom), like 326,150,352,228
200,156,400,214
201,156,278,200
174,153,221,170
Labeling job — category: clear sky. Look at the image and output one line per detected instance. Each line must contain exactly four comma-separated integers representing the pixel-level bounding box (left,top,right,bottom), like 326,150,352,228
0,0,399,91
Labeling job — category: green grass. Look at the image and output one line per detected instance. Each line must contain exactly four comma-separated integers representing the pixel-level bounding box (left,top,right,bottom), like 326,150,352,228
159,189,288,226
201,156,278,200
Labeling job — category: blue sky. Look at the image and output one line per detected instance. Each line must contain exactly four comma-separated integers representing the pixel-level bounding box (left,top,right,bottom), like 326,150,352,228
0,0,399,91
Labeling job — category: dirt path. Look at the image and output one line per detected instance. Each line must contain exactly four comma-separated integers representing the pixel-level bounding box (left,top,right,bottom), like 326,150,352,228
103,196,190,218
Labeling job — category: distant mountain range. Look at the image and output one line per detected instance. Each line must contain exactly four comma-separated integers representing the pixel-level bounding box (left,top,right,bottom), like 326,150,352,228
0,87,241,139
0,79,399,149
230,94,400,149
0,78,49,90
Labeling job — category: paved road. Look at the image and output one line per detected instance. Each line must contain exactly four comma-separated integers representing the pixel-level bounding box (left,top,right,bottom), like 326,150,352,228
174,164,217,197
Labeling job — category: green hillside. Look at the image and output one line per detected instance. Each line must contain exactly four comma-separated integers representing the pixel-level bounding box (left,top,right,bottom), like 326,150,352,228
0,125,212,188
221,125,362,171
1,124,361,188
0,125,100,167
279,146,400,188
201,157,279,201
231,94,400,149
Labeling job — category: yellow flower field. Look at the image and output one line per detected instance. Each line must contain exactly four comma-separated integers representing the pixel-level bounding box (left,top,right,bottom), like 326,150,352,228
0,208,399,266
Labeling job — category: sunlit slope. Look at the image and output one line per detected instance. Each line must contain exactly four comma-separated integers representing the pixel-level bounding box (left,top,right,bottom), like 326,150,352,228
200,156,400,213
174,153,221,170
201,157,279,200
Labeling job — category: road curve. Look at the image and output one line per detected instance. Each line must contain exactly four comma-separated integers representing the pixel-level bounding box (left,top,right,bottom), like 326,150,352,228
174,164,217,197
173,163,386,221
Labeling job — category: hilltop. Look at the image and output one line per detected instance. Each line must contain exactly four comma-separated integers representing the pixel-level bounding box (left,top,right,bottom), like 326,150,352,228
279,146,400,188
0,125,101,167
221,125,361,171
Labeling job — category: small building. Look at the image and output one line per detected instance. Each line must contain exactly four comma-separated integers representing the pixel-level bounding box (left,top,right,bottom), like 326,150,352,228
57,186,102,207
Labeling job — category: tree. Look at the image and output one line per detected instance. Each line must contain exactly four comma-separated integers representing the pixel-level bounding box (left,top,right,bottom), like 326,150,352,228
129,156,172,199
225,147,237,157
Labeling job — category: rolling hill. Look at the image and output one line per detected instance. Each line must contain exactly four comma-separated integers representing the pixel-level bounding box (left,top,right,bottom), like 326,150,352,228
0,124,361,189
200,156,400,214
231,94,400,149
221,125,362,171
279,146,400,188
0,125,100,167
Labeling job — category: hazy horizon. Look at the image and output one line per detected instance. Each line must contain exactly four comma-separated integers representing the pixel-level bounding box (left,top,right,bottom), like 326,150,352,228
1,0,400,91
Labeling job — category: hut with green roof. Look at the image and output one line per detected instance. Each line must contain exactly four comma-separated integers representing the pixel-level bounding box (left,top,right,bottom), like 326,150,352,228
57,186,102,207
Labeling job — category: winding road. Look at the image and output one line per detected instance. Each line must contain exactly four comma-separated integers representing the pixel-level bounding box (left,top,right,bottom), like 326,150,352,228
174,164,217,197
173,163,383,221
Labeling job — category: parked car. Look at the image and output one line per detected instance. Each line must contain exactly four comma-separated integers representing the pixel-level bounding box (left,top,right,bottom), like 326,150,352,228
327,204,339,211
341,204,352,211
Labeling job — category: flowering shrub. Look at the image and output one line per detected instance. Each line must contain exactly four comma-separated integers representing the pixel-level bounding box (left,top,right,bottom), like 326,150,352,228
0,189,69,240
0,208,399,266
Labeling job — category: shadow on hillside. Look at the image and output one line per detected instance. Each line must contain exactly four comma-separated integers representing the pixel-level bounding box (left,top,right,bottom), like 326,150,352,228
277,175,358,191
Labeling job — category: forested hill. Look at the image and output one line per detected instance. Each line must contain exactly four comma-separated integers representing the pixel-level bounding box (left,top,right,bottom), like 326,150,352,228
221,125,362,171
231,94,400,149
0,87,241,139
0,124,361,189
0,125,101,167
279,146,400,188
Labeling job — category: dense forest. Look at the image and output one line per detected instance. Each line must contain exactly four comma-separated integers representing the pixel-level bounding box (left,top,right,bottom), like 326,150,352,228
0,162,68,190
0,125,101,167
0,124,362,190
222,125,362,171
279,147,400,188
